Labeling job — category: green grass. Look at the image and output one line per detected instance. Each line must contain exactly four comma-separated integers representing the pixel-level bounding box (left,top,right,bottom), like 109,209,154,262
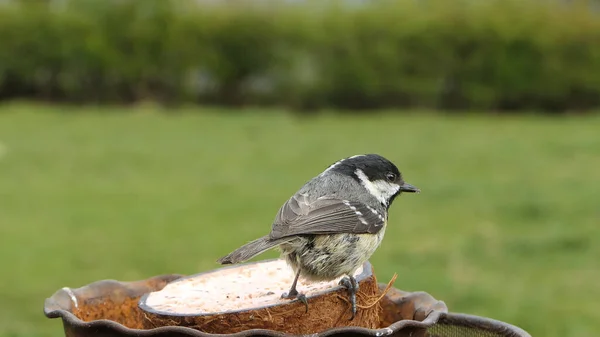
0,104,598,337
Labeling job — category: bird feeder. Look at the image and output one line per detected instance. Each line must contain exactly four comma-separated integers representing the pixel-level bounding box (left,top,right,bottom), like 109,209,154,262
44,259,531,337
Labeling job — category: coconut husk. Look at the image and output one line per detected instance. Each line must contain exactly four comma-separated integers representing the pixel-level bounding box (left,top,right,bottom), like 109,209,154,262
138,259,382,334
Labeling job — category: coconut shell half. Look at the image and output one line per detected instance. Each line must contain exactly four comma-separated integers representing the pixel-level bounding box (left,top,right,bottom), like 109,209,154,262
138,259,380,334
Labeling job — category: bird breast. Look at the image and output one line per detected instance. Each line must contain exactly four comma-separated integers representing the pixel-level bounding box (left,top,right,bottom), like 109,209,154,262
279,224,387,282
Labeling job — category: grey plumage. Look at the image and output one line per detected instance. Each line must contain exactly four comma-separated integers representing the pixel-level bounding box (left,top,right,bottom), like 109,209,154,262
217,171,388,265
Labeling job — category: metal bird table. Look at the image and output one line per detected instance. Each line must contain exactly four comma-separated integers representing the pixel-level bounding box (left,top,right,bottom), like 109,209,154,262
44,260,531,337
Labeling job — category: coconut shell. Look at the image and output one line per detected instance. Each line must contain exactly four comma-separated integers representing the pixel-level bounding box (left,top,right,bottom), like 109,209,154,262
138,259,381,334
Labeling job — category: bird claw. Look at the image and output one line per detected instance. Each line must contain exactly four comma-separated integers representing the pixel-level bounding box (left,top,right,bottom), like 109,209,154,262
281,291,309,313
339,276,359,320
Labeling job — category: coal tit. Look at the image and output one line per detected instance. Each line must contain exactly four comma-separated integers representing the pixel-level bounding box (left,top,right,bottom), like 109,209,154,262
218,154,419,319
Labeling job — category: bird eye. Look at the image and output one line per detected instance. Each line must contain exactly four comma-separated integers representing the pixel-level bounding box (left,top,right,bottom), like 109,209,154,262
386,172,396,182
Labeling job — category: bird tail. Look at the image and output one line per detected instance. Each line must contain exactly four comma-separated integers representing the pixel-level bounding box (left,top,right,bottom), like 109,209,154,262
217,235,290,265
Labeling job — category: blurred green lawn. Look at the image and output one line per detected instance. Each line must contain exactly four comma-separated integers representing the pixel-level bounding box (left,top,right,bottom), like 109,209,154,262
0,104,598,337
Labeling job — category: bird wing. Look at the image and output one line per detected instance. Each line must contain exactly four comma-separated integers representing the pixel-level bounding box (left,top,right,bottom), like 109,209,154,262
269,193,386,239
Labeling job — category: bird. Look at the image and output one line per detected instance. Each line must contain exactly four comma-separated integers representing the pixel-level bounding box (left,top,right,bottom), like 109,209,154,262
217,154,420,319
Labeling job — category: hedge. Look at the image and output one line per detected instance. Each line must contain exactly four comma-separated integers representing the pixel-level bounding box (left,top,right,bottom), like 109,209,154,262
0,0,599,112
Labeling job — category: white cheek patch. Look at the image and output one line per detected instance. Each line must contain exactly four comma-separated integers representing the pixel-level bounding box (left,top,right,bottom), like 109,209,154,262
373,180,401,200
354,169,400,206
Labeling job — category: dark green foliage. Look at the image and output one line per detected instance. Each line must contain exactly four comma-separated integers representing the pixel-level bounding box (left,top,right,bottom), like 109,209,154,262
0,0,599,112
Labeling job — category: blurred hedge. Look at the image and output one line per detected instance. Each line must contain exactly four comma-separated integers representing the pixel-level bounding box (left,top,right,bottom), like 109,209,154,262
0,0,599,112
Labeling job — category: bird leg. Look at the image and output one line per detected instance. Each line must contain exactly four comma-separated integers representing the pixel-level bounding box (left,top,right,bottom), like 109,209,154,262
280,269,309,313
339,275,359,320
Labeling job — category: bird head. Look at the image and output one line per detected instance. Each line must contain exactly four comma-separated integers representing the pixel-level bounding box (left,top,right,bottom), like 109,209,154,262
323,154,420,207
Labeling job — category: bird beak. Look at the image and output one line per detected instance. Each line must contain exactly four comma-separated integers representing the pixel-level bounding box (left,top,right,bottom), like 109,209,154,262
400,182,420,193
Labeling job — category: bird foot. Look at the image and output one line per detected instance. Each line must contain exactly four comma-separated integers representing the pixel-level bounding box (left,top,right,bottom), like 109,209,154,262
281,290,309,313
339,276,359,320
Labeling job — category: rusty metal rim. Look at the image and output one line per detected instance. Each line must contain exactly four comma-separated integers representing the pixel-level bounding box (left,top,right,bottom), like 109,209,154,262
435,312,532,337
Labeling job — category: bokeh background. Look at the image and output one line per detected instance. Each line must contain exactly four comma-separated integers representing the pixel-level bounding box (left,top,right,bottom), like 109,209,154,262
1,0,599,336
